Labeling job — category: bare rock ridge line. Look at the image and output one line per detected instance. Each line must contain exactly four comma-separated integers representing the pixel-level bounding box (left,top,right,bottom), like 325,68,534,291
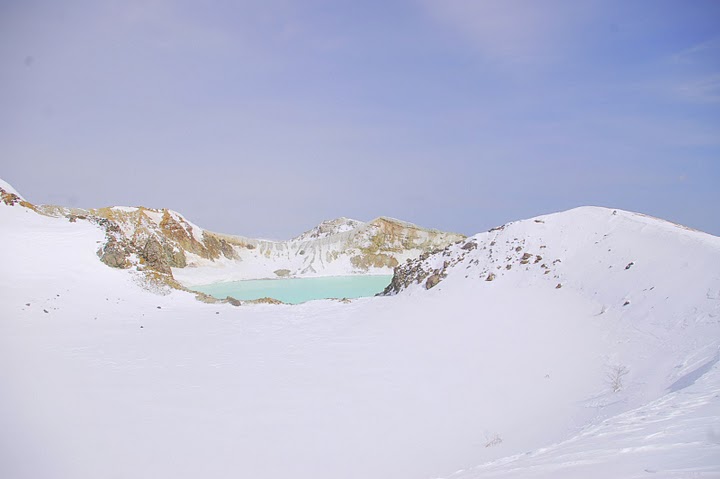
0,181,465,292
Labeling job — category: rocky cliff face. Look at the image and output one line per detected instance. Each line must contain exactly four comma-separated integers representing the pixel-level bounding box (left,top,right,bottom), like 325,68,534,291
0,181,465,288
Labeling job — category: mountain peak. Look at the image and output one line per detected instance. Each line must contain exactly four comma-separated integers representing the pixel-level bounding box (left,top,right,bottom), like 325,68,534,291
0,178,26,202
293,217,365,241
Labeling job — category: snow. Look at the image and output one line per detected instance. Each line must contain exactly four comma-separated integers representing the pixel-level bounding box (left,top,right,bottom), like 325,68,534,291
1,191,719,479
142,208,164,225
445,364,720,478
110,206,139,213
0,178,24,199
292,217,365,241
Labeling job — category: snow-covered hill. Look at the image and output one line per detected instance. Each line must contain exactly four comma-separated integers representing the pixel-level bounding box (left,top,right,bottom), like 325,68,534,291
0,179,464,289
380,206,720,473
1,180,719,479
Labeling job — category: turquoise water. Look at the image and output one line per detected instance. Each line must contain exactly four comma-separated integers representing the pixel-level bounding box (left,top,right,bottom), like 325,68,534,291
193,275,392,304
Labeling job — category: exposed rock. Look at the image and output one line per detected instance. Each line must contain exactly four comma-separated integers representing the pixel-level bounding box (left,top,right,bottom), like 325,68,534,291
461,241,478,251
425,274,441,289
195,292,222,304
202,233,238,260
225,296,242,306
143,238,171,274
351,253,399,270
171,249,187,268
98,241,131,269
274,269,291,277
381,260,433,296
246,297,284,305
486,273,496,281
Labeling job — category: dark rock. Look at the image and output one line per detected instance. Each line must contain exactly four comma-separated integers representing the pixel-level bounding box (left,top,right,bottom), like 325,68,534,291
143,238,171,274
425,274,441,289
461,241,477,251
98,240,131,269
225,296,242,307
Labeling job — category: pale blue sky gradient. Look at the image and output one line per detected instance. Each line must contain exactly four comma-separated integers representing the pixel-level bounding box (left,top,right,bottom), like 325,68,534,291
2,0,719,238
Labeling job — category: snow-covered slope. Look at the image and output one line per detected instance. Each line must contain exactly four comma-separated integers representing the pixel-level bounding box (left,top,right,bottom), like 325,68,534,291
1,182,719,479
379,206,720,475
0,180,464,288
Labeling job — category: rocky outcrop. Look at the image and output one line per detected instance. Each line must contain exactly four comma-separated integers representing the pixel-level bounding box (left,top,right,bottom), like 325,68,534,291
350,253,399,270
425,274,441,289
143,238,171,274
381,239,477,295
1,187,37,211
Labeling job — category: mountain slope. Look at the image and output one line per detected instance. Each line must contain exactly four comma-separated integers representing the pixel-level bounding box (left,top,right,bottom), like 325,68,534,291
0,179,464,289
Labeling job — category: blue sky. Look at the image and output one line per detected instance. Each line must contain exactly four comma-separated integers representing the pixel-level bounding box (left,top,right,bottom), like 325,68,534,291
1,0,719,238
